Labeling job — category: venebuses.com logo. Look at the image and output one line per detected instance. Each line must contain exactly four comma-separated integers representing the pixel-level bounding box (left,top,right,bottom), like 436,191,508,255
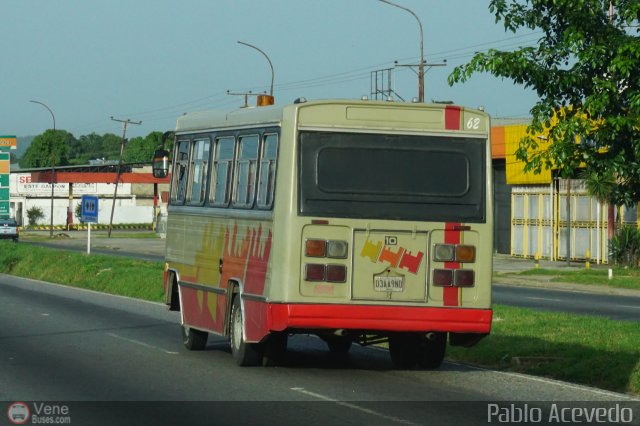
6,401,71,424
7,402,30,425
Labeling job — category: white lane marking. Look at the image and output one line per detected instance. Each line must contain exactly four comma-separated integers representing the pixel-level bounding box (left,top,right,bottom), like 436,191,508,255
526,296,563,302
107,333,179,355
291,387,418,425
446,361,640,401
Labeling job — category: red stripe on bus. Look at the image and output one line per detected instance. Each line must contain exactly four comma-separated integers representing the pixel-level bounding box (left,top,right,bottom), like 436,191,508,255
268,303,492,334
444,105,461,130
443,222,461,307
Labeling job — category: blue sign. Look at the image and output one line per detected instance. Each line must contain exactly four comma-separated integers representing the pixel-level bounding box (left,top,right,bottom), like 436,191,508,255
81,195,99,223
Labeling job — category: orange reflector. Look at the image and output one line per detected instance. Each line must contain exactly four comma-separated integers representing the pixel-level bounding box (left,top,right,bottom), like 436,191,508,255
304,264,325,281
326,264,347,283
305,239,326,257
455,245,476,262
433,269,453,286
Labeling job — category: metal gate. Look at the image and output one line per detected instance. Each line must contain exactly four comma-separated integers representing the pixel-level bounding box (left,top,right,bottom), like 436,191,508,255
511,181,612,263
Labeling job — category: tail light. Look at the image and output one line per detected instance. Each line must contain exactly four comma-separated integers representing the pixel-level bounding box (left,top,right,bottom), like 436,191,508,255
304,264,347,283
433,244,476,263
304,239,349,283
433,269,475,287
305,239,326,257
326,264,347,283
305,264,326,281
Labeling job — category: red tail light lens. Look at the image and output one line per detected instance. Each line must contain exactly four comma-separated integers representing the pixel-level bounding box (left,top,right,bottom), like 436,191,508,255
432,269,453,286
454,270,475,287
304,264,325,281
326,264,347,283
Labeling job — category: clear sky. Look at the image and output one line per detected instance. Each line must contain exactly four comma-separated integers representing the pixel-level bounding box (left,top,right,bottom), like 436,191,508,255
0,0,539,139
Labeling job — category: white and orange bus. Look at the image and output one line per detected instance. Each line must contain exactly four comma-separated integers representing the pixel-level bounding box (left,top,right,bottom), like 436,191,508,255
156,98,493,368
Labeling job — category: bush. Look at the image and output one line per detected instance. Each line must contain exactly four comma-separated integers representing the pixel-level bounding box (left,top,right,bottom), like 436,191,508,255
610,225,640,267
26,206,45,226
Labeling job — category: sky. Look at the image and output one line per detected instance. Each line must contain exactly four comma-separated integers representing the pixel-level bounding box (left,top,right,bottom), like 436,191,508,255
0,0,540,139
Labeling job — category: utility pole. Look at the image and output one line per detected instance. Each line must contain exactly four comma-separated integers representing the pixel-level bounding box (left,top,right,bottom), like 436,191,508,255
108,117,141,238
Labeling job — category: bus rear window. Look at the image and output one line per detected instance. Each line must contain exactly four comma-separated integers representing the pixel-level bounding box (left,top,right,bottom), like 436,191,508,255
298,131,486,222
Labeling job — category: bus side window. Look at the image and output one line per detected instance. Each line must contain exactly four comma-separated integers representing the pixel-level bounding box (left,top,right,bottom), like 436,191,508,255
209,137,235,207
233,135,259,209
187,138,211,205
170,140,190,205
257,134,278,209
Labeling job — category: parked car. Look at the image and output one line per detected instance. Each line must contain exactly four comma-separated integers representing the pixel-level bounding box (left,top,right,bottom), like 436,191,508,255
0,218,19,242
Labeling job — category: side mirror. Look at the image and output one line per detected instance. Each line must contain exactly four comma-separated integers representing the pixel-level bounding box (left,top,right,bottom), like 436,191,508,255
152,149,170,178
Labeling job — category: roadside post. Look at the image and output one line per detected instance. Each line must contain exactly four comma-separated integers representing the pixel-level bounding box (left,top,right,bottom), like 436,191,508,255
81,195,98,254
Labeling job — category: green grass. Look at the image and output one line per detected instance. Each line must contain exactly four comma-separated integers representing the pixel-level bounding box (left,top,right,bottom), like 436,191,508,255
515,268,640,290
0,241,163,302
1,241,638,395
448,305,640,395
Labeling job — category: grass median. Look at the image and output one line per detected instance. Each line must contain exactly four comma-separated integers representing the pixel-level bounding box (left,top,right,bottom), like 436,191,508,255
1,241,638,395
508,267,640,291
0,241,163,302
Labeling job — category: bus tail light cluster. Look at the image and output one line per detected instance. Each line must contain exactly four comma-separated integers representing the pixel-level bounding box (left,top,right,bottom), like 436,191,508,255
304,239,348,283
433,243,476,263
433,269,475,287
432,243,476,287
304,264,347,283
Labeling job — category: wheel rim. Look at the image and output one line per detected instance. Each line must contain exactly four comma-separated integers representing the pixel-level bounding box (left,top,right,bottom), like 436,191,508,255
232,304,243,351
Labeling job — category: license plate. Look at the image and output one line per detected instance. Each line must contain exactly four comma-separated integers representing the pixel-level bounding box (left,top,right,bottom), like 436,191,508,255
374,275,405,292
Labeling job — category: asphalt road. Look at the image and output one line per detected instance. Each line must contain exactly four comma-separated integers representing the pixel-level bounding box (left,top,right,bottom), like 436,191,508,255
2,275,637,426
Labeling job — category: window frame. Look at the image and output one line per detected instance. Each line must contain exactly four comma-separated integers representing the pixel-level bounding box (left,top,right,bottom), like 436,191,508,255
232,134,260,209
256,133,279,210
169,139,191,206
208,135,237,208
186,137,212,206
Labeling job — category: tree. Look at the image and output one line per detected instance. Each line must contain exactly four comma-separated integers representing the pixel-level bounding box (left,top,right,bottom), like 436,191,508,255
449,0,640,205
124,131,169,163
19,129,75,168
26,206,44,226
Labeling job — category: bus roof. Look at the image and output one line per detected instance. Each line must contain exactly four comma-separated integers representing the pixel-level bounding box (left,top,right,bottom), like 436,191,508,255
175,99,489,134
176,103,285,134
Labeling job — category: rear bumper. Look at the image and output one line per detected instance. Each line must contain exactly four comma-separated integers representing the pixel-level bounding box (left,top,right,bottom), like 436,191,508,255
267,303,492,334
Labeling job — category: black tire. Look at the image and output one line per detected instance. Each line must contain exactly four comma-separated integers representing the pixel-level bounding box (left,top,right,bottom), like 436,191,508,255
230,296,263,366
182,325,208,350
418,332,447,369
262,332,288,367
389,333,421,369
323,335,352,355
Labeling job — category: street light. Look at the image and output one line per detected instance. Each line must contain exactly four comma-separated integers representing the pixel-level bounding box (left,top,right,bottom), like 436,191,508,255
378,0,425,102
237,41,275,104
29,100,56,238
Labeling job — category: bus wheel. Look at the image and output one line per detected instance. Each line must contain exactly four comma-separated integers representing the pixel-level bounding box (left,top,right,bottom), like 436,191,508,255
230,296,263,366
389,333,421,369
419,332,447,369
322,335,352,355
182,325,208,350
